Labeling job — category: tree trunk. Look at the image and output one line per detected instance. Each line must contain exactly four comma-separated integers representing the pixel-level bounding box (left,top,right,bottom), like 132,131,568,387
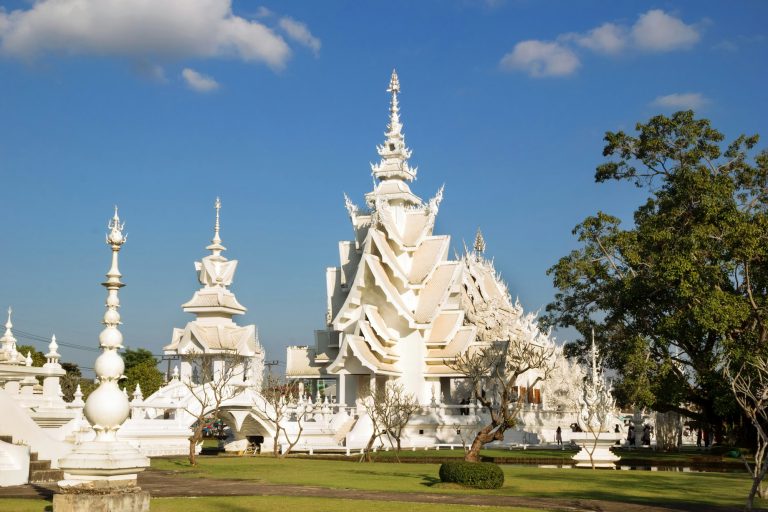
465,425,498,462
361,432,377,463
273,427,281,458
188,425,203,466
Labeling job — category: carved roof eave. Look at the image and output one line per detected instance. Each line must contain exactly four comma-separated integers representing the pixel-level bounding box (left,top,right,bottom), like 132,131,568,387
327,334,400,376
165,322,259,356
425,325,476,362
409,236,450,288
365,254,415,324
362,305,398,345
414,261,460,324
425,310,464,347
359,320,399,362
375,206,438,252
369,229,409,287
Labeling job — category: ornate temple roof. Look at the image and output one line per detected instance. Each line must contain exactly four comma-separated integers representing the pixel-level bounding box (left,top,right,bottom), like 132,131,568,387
164,199,261,358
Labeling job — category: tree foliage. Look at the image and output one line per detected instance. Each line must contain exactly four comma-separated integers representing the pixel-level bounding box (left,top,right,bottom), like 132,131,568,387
123,348,157,372
124,360,164,398
15,344,45,367
542,111,768,437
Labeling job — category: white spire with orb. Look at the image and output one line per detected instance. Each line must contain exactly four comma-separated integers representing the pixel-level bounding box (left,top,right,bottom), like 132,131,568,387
56,207,150,500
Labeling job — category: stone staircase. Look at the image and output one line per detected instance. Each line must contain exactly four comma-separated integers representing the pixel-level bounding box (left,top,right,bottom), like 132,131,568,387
333,416,357,446
0,435,63,484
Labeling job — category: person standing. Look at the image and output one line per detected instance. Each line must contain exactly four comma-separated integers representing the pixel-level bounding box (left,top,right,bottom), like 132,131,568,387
555,426,562,446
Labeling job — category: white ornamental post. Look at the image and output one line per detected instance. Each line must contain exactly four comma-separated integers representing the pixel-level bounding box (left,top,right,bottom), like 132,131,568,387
55,208,150,510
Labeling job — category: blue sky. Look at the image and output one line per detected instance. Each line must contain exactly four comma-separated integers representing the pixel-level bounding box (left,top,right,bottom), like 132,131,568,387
0,1,766,375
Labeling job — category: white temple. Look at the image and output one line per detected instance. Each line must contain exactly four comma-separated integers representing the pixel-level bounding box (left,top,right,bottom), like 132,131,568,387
288,71,546,408
0,71,650,481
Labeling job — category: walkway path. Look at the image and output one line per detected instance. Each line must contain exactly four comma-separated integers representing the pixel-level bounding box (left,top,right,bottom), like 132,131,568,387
0,468,745,512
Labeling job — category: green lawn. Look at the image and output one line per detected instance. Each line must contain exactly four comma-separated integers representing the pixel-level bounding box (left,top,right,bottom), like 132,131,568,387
151,455,763,510
0,496,549,512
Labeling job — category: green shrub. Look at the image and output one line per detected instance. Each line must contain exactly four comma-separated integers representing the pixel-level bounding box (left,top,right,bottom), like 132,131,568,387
438,461,504,489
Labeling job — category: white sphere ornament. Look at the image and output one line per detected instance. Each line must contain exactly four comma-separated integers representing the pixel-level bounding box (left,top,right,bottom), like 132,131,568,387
94,349,124,380
84,381,130,429
103,309,120,325
99,326,123,348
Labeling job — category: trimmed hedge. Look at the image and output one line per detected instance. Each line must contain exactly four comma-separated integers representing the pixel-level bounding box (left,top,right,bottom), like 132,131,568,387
438,461,504,489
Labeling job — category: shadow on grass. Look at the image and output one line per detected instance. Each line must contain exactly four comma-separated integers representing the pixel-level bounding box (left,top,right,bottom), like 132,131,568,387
418,474,441,487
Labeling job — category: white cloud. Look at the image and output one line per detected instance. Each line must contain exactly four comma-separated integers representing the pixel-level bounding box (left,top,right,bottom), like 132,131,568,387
182,68,219,92
255,6,274,18
631,9,700,52
278,17,321,56
651,92,709,110
0,0,297,69
502,9,702,78
500,40,580,77
570,22,627,55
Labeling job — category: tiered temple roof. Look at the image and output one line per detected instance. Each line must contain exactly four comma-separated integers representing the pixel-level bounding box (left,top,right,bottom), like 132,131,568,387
287,72,549,403
164,199,261,360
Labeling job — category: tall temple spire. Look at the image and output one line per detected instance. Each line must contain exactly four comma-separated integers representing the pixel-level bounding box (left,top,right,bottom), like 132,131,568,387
366,69,421,207
206,196,226,257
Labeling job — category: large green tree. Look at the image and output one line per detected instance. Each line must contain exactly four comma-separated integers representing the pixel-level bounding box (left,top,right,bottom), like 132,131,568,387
122,348,163,398
15,344,45,367
542,111,768,438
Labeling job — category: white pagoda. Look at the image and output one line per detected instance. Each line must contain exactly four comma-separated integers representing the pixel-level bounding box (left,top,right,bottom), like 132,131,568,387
163,198,264,388
286,71,549,410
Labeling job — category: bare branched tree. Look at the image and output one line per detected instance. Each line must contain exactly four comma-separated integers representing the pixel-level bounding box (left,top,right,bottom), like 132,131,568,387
260,375,307,458
447,337,554,462
725,357,768,511
359,382,387,463
180,351,247,465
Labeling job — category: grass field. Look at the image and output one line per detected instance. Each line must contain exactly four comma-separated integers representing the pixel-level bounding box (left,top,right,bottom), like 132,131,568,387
0,496,549,512
1,453,763,512
150,455,762,509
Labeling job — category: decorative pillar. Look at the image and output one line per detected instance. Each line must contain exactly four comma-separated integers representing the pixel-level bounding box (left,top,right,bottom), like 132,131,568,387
55,208,150,511
43,335,63,399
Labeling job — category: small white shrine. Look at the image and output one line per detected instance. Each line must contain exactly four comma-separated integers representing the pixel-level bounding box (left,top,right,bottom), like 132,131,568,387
163,198,265,388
